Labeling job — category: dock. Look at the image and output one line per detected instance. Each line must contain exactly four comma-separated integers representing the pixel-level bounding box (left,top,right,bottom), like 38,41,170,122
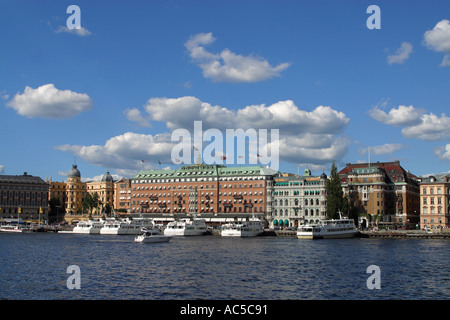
360,230,450,239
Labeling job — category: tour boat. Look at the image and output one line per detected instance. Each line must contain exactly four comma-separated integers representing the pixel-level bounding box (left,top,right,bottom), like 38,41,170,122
163,218,207,236
0,224,23,233
221,217,264,237
100,218,154,235
134,227,171,243
297,218,358,239
72,219,104,234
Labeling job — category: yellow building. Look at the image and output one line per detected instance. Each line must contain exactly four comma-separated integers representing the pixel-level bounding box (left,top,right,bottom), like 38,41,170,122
86,172,115,216
420,175,450,230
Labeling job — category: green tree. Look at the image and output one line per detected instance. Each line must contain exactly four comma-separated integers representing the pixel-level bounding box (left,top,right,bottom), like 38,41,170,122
326,161,348,219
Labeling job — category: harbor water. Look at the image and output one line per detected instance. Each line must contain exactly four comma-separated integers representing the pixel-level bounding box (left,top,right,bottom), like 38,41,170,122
1,232,449,300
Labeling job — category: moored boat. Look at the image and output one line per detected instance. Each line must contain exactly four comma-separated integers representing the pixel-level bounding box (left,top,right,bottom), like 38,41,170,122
163,218,207,236
221,217,264,237
72,219,104,234
297,218,358,239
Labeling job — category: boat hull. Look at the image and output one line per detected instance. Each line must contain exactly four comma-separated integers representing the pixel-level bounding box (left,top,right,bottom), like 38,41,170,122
297,230,358,239
134,235,171,243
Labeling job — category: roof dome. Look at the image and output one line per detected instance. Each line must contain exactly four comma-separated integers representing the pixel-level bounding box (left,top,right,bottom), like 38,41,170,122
101,171,114,182
68,164,81,178
320,172,327,179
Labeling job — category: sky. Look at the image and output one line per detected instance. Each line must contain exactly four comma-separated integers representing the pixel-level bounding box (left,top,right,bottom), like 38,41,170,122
1,0,450,181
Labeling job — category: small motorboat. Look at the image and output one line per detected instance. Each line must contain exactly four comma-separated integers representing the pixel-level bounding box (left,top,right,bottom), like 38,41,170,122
134,228,172,243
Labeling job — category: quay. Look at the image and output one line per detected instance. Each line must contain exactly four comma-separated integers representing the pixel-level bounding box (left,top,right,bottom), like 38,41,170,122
360,230,450,239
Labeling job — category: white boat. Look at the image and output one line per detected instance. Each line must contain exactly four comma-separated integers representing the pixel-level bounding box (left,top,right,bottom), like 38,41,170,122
221,217,264,237
0,224,23,233
100,218,154,235
72,219,104,234
297,218,358,239
163,218,207,236
134,228,171,243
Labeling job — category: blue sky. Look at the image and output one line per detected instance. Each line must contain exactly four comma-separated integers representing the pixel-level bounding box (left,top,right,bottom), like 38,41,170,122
1,0,450,181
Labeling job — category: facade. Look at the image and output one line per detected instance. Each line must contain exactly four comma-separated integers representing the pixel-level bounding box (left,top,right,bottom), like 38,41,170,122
271,169,327,228
131,164,277,222
0,172,49,222
419,174,450,229
114,178,132,213
339,161,420,228
86,171,115,215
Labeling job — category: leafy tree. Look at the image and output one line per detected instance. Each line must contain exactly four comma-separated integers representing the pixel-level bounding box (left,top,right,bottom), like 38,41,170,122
326,161,348,219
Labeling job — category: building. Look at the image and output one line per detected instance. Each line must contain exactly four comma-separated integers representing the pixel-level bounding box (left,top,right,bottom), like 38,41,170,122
86,171,115,215
114,178,132,213
47,164,115,224
271,169,327,228
339,161,420,228
0,172,49,223
131,164,277,223
419,174,450,230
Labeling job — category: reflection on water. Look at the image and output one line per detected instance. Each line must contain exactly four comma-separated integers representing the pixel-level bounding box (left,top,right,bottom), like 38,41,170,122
0,233,449,300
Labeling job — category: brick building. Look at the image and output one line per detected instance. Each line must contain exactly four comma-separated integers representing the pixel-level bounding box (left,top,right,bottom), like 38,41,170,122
419,174,450,229
339,161,420,228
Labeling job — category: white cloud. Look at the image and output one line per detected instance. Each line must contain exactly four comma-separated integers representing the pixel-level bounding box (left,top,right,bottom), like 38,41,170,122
124,108,151,127
55,132,176,172
369,105,423,126
434,144,450,161
423,19,450,66
185,32,291,82
387,42,413,65
358,143,404,156
6,84,92,119
401,113,450,141
55,25,92,36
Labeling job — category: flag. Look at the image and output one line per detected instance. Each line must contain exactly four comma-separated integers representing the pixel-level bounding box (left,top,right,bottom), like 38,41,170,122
175,159,181,163
257,153,262,157
39,207,43,214
238,155,244,159
141,160,146,163
220,156,227,160
158,160,161,165
193,146,199,151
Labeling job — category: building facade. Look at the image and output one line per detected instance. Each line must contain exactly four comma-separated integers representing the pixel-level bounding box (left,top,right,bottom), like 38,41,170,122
131,164,277,222
271,169,327,228
114,178,132,213
86,171,115,215
0,172,49,222
419,174,450,229
339,161,420,228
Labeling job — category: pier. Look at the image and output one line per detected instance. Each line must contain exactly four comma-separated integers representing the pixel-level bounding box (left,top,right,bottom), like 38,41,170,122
360,230,450,239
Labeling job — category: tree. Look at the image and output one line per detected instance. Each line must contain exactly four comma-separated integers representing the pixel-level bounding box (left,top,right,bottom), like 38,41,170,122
326,161,348,219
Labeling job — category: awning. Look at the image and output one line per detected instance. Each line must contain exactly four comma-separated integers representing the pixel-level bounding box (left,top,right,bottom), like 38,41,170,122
284,219,289,225
273,219,278,225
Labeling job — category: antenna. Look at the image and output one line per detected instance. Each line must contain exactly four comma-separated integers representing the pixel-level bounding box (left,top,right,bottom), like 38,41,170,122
368,147,371,167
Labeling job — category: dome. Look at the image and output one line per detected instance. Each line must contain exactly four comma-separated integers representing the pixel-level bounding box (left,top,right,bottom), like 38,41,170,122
303,168,311,176
101,171,114,182
320,172,327,179
68,164,81,178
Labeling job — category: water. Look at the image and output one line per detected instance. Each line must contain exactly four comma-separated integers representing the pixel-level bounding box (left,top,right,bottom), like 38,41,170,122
1,232,449,300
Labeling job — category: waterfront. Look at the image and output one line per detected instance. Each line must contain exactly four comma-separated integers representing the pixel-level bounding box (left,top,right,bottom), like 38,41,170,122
1,232,449,300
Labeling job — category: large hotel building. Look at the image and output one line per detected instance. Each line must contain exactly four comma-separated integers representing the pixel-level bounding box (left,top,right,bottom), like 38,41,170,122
419,174,450,229
131,164,277,223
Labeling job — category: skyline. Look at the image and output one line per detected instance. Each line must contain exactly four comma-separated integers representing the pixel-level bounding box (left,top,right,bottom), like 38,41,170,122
1,1,450,181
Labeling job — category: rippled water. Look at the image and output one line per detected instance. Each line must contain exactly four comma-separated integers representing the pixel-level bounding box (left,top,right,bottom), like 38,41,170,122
1,232,449,300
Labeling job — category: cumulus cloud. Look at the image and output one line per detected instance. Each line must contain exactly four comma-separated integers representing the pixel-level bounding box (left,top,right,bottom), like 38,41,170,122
124,108,151,128
423,19,450,66
6,84,92,119
368,104,424,126
185,32,291,82
122,96,350,168
401,113,450,141
55,25,92,36
387,42,413,65
434,144,450,161
370,103,450,141
55,132,176,172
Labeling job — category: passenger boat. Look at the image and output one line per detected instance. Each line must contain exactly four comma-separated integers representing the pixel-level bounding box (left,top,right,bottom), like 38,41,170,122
100,218,154,235
163,218,207,236
0,224,23,233
134,228,171,243
72,219,104,234
221,217,264,237
297,218,358,239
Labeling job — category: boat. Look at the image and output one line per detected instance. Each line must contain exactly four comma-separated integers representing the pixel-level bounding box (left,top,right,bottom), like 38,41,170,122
72,219,104,234
163,218,207,236
221,217,264,237
0,224,23,233
100,218,154,235
134,227,171,243
297,218,358,239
